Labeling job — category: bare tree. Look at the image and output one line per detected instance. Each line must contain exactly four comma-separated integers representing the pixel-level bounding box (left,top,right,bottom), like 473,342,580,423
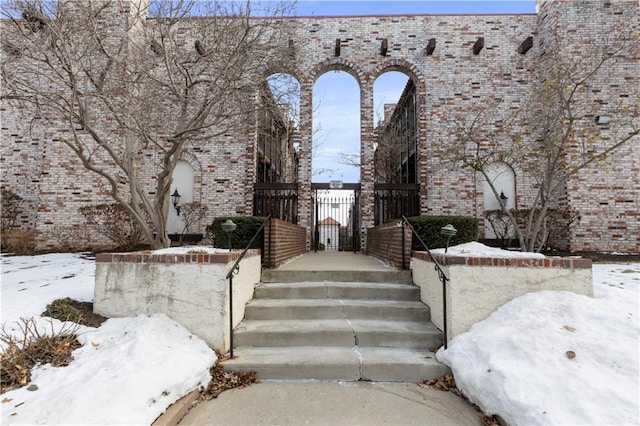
450,37,639,252
1,0,293,248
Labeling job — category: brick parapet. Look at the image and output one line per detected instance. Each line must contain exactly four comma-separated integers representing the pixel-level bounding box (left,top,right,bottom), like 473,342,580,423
366,220,412,269
412,250,592,269
263,218,307,267
95,249,260,264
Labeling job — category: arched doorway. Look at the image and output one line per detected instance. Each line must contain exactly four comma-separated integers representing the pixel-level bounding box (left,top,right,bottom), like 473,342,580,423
311,70,361,251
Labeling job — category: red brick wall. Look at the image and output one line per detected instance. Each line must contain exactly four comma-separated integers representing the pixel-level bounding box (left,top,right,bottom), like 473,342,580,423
263,218,307,268
366,220,412,269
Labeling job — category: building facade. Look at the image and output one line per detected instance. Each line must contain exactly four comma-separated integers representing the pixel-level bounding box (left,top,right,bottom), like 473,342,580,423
1,0,638,253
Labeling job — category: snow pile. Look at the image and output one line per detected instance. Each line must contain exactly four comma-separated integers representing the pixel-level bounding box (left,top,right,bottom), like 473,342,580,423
1,253,217,425
1,314,216,425
432,241,546,258
438,263,640,425
150,245,224,255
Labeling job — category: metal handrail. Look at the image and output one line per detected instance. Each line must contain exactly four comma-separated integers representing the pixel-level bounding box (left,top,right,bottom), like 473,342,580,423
225,214,271,358
401,215,451,349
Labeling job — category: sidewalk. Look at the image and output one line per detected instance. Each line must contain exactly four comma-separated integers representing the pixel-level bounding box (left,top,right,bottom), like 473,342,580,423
178,381,482,425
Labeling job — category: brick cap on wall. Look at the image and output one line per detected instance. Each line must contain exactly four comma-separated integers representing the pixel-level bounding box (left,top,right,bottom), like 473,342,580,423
412,251,592,269
95,249,261,264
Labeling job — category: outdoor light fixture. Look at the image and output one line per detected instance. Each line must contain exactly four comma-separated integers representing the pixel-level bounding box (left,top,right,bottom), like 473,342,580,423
171,189,181,215
221,219,237,252
440,224,457,254
500,191,509,207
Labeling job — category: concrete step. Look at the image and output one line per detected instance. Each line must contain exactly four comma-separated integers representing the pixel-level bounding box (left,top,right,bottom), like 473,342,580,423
245,299,430,321
233,319,442,349
223,346,450,382
253,282,421,301
260,270,413,284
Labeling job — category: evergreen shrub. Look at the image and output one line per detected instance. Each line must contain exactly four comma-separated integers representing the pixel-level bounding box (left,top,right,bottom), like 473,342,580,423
406,215,479,250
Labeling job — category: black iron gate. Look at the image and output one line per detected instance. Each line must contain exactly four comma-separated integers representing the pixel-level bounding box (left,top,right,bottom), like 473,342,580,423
253,183,298,223
374,183,420,225
311,183,360,252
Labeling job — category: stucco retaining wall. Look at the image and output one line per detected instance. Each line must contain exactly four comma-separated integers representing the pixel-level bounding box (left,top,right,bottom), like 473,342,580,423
412,251,593,342
94,250,261,354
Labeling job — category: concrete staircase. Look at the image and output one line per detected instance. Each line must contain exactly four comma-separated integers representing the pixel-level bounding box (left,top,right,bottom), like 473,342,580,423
223,269,449,382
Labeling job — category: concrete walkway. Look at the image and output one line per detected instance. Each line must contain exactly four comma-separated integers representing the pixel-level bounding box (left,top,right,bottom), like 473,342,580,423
179,381,482,425
277,252,395,271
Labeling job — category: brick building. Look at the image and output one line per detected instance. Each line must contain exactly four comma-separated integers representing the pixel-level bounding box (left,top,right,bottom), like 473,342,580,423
1,0,638,253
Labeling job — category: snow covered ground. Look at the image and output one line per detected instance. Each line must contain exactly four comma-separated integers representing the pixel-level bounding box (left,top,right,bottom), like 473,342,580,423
438,261,640,425
1,249,639,425
1,253,216,425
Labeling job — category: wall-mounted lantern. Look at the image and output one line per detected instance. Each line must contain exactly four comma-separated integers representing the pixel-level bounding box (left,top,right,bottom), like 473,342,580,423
171,189,181,216
221,219,237,252
440,224,457,253
499,191,509,207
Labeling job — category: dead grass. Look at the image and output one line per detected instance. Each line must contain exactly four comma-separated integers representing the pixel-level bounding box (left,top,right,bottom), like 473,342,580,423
1,318,80,393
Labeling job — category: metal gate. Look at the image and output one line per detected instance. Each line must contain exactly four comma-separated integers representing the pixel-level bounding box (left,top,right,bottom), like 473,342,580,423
311,183,360,252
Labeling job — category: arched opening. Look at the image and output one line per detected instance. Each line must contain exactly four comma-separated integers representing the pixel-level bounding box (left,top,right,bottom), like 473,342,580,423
372,70,419,224
168,160,195,234
482,162,516,240
252,73,301,222
311,70,361,251
259,73,300,184
312,71,360,183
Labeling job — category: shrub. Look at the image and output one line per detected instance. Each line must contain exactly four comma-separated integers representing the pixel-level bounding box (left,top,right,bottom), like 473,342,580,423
1,188,25,233
1,318,80,392
42,298,107,328
206,216,266,250
406,215,479,250
484,207,579,251
1,228,40,255
79,203,146,251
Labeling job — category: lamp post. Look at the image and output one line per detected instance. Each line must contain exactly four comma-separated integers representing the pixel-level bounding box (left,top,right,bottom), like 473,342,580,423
171,189,181,215
440,224,457,253
221,219,237,252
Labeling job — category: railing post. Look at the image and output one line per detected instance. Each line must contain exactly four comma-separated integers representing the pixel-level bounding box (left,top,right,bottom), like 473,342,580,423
229,274,234,358
402,215,450,349
226,214,271,359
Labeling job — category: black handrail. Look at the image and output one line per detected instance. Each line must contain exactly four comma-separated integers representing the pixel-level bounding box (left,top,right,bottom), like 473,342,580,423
225,214,271,358
401,215,451,349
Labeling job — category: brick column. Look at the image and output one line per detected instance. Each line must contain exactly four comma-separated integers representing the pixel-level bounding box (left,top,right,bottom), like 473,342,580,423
298,79,314,250
359,77,374,251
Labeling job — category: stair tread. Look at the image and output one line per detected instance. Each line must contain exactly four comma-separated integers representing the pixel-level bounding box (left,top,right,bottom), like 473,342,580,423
257,282,418,288
236,319,439,333
223,346,450,382
226,346,441,364
247,299,426,307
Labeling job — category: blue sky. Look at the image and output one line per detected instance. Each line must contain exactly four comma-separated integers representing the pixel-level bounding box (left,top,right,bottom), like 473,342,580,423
285,1,537,183
295,1,536,16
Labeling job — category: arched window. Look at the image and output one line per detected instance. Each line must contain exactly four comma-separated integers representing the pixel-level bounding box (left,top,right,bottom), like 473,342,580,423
482,162,516,240
483,162,515,211
168,160,195,234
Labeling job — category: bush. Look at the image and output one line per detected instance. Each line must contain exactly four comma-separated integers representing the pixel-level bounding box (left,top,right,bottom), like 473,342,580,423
484,207,579,251
1,188,25,233
1,228,40,255
42,298,107,328
1,318,80,392
206,216,266,250
79,203,146,251
406,215,479,250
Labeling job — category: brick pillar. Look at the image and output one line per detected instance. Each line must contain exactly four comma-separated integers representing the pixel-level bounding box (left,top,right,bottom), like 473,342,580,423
360,77,374,251
298,79,314,250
